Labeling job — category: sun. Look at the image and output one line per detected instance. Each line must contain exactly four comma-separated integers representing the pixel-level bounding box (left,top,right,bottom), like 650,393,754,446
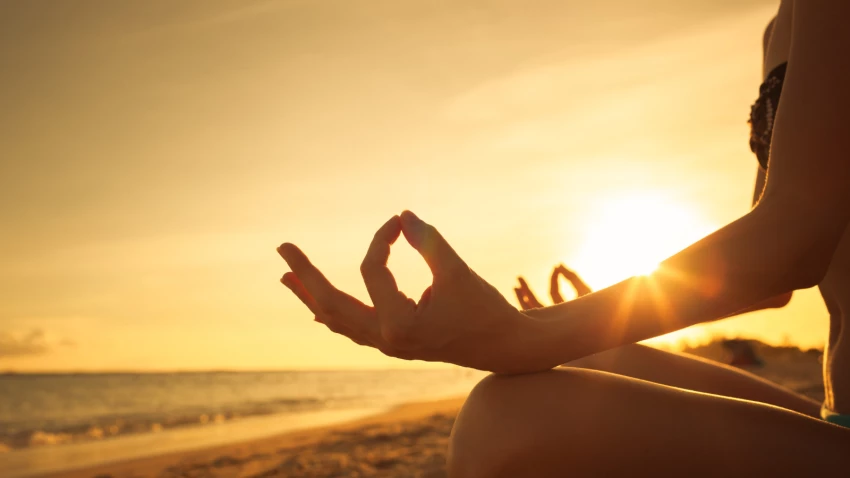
570,192,715,290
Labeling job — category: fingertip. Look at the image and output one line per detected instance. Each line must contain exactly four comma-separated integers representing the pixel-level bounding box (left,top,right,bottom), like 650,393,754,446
400,210,421,225
384,214,402,231
387,215,402,242
277,242,294,257
278,244,308,266
400,211,427,247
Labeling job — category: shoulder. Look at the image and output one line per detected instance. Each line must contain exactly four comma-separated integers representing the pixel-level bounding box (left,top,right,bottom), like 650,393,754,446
787,0,850,80
791,0,850,38
763,17,776,55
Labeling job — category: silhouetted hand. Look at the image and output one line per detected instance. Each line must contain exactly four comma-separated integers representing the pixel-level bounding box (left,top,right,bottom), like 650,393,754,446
552,264,593,302
278,211,552,374
515,277,544,310
515,264,593,310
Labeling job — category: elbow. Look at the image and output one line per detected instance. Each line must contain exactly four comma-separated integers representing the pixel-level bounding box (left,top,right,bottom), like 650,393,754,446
765,291,793,309
775,290,793,307
786,246,834,291
755,195,844,292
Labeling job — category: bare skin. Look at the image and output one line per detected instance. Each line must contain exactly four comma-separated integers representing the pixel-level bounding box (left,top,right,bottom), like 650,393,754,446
760,0,850,418
446,2,850,475
449,369,850,477
514,265,814,413
514,264,592,310
280,0,850,372
278,0,850,475
514,277,544,310
550,264,592,301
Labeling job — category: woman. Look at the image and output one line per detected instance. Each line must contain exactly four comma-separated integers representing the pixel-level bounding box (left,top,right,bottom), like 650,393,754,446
278,1,850,475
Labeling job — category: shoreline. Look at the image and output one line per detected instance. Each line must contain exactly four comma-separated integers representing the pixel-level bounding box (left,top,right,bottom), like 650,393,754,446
10,342,824,478
29,396,467,478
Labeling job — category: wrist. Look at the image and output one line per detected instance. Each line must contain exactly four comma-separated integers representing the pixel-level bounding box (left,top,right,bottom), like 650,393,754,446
500,310,563,374
522,305,557,321
526,303,597,368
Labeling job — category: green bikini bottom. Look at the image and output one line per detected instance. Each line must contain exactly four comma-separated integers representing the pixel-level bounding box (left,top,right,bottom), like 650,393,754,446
821,405,850,428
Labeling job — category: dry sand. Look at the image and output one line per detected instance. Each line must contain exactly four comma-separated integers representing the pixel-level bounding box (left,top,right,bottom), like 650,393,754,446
37,342,825,478
40,398,465,478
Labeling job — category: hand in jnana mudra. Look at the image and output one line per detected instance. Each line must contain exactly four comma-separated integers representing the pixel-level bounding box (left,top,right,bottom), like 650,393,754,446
278,211,557,374
514,264,592,311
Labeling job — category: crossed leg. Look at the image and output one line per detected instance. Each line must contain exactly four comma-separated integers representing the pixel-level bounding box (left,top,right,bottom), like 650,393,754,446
448,347,847,477
564,343,820,416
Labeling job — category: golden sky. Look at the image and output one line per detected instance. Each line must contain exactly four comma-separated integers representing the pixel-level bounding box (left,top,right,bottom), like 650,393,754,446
1,0,825,372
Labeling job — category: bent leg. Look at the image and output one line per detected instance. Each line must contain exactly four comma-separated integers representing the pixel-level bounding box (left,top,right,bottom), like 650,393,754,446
448,369,850,478
564,343,820,416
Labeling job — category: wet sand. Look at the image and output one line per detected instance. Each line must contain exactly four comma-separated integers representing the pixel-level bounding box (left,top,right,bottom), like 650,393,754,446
39,398,465,478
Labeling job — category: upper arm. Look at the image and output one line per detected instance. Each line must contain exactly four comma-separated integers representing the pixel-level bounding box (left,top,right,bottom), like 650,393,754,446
758,0,850,279
752,167,766,207
763,17,776,66
752,18,775,208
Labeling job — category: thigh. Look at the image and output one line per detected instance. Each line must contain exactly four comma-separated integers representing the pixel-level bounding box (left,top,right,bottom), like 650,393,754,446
566,343,820,416
449,369,850,478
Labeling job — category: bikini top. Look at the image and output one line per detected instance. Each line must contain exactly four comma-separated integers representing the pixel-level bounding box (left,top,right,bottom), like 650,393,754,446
748,62,788,170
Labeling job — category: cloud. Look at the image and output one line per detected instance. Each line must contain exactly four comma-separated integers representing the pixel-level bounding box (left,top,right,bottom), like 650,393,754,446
128,0,284,40
0,329,51,358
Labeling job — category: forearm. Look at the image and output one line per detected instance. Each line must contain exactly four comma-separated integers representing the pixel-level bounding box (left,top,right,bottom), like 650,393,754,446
530,198,832,364
526,290,791,322
731,291,792,315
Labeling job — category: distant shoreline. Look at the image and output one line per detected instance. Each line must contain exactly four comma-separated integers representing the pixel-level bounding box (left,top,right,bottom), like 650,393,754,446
2,339,826,477
1,337,825,376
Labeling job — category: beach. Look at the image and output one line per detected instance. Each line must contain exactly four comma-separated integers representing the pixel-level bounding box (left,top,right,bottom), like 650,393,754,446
0,369,486,478
3,0,839,476
19,342,824,478
37,398,465,478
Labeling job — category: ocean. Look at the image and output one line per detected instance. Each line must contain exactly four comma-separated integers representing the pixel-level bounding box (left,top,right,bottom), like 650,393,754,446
0,369,487,477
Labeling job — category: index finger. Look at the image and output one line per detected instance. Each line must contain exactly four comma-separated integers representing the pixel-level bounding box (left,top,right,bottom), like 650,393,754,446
361,215,404,309
517,277,531,291
278,243,342,311
399,210,466,278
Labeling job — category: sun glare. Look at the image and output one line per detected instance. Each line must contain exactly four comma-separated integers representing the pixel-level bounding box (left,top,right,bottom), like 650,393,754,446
570,193,715,290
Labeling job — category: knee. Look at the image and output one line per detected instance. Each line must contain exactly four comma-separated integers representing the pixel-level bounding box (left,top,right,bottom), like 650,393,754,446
447,374,518,478
447,370,595,478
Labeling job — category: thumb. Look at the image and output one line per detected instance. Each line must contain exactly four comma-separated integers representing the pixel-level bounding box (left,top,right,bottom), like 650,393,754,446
400,210,466,277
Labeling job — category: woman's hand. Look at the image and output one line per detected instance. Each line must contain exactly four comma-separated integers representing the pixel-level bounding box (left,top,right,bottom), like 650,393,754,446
553,264,593,300
514,277,543,310
549,267,566,305
277,211,553,374
515,264,592,310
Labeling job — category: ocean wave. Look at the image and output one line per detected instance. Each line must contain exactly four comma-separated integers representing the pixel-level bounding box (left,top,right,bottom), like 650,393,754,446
0,396,328,451
0,369,488,453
